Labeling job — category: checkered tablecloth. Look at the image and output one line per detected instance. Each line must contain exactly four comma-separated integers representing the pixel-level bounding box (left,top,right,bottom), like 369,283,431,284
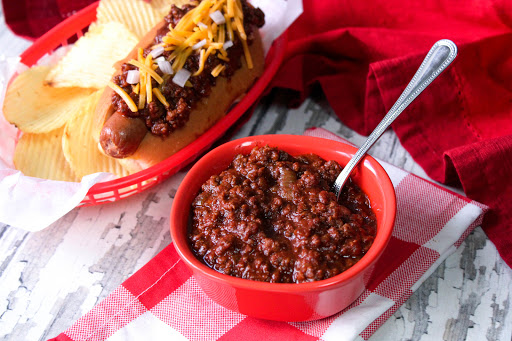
49,128,487,341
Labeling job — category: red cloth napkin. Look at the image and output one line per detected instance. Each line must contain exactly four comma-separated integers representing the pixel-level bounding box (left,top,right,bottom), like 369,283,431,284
270,0,512,267
48,128,487,341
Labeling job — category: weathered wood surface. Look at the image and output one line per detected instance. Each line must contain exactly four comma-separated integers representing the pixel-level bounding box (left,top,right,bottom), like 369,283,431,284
0,9,511,341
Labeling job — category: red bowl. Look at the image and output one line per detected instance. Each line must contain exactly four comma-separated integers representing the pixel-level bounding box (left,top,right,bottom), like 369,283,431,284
170,134,396,321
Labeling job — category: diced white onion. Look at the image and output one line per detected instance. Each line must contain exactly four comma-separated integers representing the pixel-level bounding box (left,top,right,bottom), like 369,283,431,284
150,46,165,58
157,59,173,75
192,39,207,50
223,40,233,50
126,70,140,84
210,10,226,24
155,56,166,63
172,68,191,87
197,21,208,29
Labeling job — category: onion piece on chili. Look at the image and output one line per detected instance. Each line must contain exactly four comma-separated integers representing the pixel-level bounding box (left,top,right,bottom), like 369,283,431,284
150,46,165,58
210,10,226,24
172,68,191,87
223,40,233,50
158,59,173,75
126,70,140,84
192,39,207,50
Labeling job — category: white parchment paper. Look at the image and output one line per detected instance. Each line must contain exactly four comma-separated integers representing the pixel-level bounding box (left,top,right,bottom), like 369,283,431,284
0,0,303,232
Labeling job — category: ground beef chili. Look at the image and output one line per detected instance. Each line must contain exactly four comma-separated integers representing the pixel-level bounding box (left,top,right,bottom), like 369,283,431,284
111,0,265,137
189,146,377,284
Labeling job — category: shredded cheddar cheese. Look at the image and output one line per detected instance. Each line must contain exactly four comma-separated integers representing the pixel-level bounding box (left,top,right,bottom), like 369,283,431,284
225,14,234,41
193,49,207,76
211,64,225,77
153,88,169,107
236,1,246,38
217,53,229,62
211,0,226,14
118,0,252,111
128,59,164,84
145,54,153,103
138,72,146,109
227,0,235,18
240,35,252,69
138,47,144,62
108,82,138,112
137,49,147,109
218,24,226,44
160,0,251,75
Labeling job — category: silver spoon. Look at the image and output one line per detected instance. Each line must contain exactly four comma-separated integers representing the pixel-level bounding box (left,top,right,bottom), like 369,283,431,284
333,39,458,200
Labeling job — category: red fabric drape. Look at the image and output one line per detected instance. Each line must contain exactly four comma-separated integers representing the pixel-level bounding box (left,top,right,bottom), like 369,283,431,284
273,0,512,266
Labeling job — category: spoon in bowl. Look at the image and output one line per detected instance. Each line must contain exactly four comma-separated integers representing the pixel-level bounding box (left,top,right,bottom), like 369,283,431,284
333,39,458,200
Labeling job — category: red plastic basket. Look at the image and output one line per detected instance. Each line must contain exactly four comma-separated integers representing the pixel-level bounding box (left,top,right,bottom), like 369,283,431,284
18,1,288,206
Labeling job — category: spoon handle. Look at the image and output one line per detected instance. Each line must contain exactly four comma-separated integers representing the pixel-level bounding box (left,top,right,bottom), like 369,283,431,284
333,39,458,199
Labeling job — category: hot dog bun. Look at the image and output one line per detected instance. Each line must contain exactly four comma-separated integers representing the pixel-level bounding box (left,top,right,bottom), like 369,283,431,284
93,15,265,174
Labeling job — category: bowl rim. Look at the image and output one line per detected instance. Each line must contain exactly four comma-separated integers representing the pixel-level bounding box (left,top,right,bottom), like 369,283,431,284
170,134,396,293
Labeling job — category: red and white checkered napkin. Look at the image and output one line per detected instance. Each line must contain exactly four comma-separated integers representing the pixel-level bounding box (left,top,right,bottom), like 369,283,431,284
49,128,488,341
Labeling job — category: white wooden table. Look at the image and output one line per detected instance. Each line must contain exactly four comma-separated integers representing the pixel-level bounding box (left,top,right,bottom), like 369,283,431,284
0,7,511,341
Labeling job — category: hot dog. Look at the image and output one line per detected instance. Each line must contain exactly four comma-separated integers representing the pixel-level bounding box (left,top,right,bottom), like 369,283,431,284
93,0,265,174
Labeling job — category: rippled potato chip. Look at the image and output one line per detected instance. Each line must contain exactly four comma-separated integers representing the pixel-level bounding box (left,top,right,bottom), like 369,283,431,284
62,91,129,179
45,22,138,89
6,0,192,183
13,128,79,182
3,66,93,133
95,0,165,39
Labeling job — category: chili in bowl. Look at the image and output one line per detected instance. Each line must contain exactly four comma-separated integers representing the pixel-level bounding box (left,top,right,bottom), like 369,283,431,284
170,134,396,321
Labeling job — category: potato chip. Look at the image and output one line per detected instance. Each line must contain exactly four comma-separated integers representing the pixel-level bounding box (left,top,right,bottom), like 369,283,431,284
45,22,138,89
3,66,94,133
13,128,79,182
62,90,129,179
95,0,165,39
150,0,191,16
